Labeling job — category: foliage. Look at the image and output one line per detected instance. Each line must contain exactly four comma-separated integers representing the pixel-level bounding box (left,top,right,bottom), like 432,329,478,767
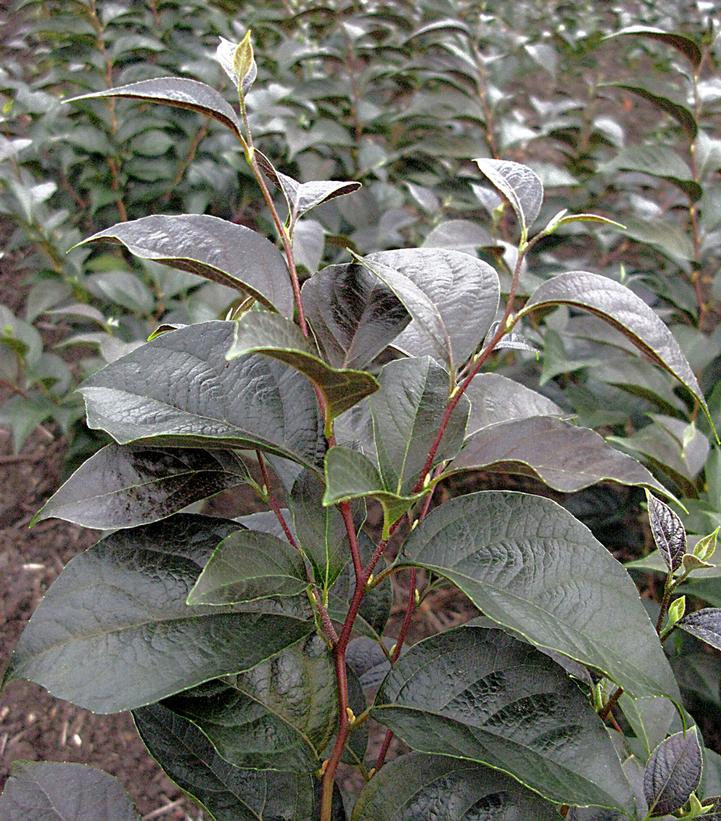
3,18,721,819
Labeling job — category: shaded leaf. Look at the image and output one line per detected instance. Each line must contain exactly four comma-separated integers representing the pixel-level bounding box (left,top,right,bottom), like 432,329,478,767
398,491,680,700
601,145,702,201
607,26,702,68
678,608,721,650
644,729,702,816
373,625,632,810
32,445,249,530
79,321,325,468
4,515,313,713
605,83,697,137
473,159,544,239
646,492,687,572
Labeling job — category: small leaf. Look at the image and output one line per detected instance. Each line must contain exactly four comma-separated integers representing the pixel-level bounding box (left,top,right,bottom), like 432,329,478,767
552,213,626,231
32,445,250,530
78,215,294,317
352,752,559,820
372,625,632,810
606,26,702,68
0,762,140,821
67,77,244,140
188,529,308,605
302,263,410,370
134,703,319,819
693,528,719,562
473,158,544,240
667,596,687,627
646,491,687,572
232,31,257,96
644,728,702,816
226,311,379,421
678,608,721,650
604,82,697,137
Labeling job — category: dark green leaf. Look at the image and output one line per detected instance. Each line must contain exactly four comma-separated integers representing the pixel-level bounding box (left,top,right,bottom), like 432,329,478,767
352,752,559,820
260,161,361,220
373,625,632,810
0,762,139,821
644,729,702,815
366,248,500,368
79,215,293,316
302,263,410,370
473,159,544,239
678,608,721,650
4,515,313,713
32,445,250,530
646,492,687,572
601,145,702,201
67,77,244,139
164,635,335,772
518,271,709,421
188,529,308,605
79,321,325,468
134,703,318,820
606,26,702,68
226,311,379,421
450,416,671,495
605,83,697,137
398,491,680,700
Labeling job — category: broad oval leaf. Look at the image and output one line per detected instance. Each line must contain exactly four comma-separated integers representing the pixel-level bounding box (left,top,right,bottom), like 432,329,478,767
678,608,721,650
134,703,319,820
601,145,702,202
473,159,544,239
302,263,410,370
518,271,709,420
398,491,680,701
606,25,702,67
0,762,139,821
164,635,336,772
79,321,325,468
352,752,559,820
370,356,470,495
644,729,702,816
450,416,672,495
68,77,244,139
4,515,313,713
646,491,687,572
366,248,500,368
372,625,632,810
32,445,249,530
78,215,294,317
226,311,379,420
188,529,308,605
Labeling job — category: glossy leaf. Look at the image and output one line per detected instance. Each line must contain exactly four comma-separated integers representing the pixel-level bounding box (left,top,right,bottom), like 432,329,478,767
302,263,410,369
79,215,293,317
164,635,335,772
473,159,544,239
68,77,244,139
4,515,313,713
373,625,632,810
187,529,308,605
32,445,249,530
605,83,697,137
678,608,721,650
398,491,680,700
644,729,702,816
352,752,559,820
450,416,671,495
370,357,470,495
366,248,500,368
607,26,702,68
0,762,139,821
226,311,379,420
518,271,709,419
646,492,687,572
134,703,319,820
79,321,325,468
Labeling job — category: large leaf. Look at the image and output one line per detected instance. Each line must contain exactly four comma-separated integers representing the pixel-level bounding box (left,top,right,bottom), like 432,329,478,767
188,529,308,605
372,625,632,810
32,445,249,530
4,515,313,713
605,83,697,137
606,26,702,67
163,635,335,772
79,321,325,468
518,271,709,419
134,703,319,820
0,762,139,821
601,145,702,201
371,356,470,495
449,416,671,495
226,311,379,421
79,215,293,317
366,248,500,368
398,491,680,700
473,159,544,240
68,77,244,138
302,263,410,369
352,752,559,820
